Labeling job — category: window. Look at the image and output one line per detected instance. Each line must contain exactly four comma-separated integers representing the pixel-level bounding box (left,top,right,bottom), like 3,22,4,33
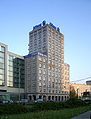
39,82,41,86
9,66,13,71
8,76,13,81
0,63,4,69
39,69,42,73
39,76,41,80
43,71,46,74
9,71,13,76
43,77,46,81
49,90,51,93
9,61,13,66
43,83,46,87
7,81,13,87
48,71,51,76
48,60,51,64
38,57,42,61
52,90,54,93
0,74,4,80
39,63,42,67
0,69,4,74
0,57,4,63
44,89,46,92
9,55,13,61
0,80,4,85
48,66,51,69
0,52,4,58
1,46,5,52
43,65,45,68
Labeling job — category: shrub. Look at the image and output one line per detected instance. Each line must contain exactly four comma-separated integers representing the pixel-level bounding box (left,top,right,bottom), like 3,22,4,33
66,98,86,107
0,104,29,115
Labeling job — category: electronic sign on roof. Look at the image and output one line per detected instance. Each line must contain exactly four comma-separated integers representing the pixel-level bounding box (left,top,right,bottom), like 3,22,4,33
33,24,41,30
24,52,47,58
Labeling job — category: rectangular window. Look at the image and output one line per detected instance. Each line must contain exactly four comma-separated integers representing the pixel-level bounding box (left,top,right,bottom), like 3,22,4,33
39,69,42,73
0,80,4,85
1,46,5,52
39,82,42,86
9,55,13,61
0,74,4,80
43,59,46,62
0,63,4,69
9,71,13,76
0,69,4,74
39,76,41,80
0,52,4,58
8,76,13,81
43,65,45,68
38,57,42,61
9,61,13,66
0,57,4,63
9,66,13,71
43,71,46,74
39,63,42,67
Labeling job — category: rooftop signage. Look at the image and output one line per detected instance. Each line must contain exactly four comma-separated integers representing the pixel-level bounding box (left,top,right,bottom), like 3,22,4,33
33,21,46,30
33,24,41,30
33,21,60,32
49,22,60,32
24,52,47,58
49,22,56,30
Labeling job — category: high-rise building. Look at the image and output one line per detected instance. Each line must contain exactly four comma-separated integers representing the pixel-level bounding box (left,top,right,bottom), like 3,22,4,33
25,21,69,101
0,42,25,101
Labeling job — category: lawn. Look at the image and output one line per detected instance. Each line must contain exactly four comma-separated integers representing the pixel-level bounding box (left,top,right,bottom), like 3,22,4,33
1,105,91,119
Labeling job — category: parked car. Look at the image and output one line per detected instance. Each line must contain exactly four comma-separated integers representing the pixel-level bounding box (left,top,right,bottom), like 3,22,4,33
0,99,13,104
34,98,44,103
20,99,29,104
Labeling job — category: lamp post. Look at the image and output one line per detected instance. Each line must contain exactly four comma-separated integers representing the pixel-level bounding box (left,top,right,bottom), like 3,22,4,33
77,88,79,99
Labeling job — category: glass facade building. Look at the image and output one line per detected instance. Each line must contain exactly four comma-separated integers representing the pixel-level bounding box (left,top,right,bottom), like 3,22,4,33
7,55,25,88
0,42,25,101
0,45,5,86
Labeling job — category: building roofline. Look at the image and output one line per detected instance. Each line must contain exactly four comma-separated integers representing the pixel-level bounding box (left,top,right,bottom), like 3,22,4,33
29,21,64,36
0,42,8,47
8,51,24,59
24,52,47,58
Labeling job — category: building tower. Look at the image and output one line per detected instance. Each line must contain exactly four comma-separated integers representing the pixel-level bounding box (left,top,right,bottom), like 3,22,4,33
25,21,69,101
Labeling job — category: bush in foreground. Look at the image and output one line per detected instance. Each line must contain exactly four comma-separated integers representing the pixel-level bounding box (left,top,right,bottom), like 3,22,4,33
30,98,87,112
0,104,29,115
0,99,87,115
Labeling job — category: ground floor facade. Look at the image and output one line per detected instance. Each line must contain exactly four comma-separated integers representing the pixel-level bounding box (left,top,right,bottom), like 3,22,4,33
27,93,69,102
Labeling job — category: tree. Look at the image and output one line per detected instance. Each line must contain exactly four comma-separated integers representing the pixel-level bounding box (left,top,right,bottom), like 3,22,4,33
70,85,77,99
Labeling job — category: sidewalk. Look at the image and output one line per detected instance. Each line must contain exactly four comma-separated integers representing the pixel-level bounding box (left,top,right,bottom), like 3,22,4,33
72,111,91,119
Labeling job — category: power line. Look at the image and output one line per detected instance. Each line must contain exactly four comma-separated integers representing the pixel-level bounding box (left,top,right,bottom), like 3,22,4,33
71,77,91,82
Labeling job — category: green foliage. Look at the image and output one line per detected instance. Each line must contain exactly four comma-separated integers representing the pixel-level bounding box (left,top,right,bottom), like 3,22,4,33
29,99,86,112
30,102,64,112
1,106,91,119
0,99,87,115
0,104,29,115
66,98,86,107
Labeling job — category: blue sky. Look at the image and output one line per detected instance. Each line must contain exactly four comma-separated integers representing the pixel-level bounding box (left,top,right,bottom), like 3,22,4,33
0,0,91,83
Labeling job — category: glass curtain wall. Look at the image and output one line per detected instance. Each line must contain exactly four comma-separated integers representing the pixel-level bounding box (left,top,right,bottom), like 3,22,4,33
0,46,5,86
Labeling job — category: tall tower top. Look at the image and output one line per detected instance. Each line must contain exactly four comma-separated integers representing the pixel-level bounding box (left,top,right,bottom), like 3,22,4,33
32,21,60,33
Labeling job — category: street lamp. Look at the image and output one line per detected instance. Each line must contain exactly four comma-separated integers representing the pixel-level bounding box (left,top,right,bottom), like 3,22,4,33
77,87,79,99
